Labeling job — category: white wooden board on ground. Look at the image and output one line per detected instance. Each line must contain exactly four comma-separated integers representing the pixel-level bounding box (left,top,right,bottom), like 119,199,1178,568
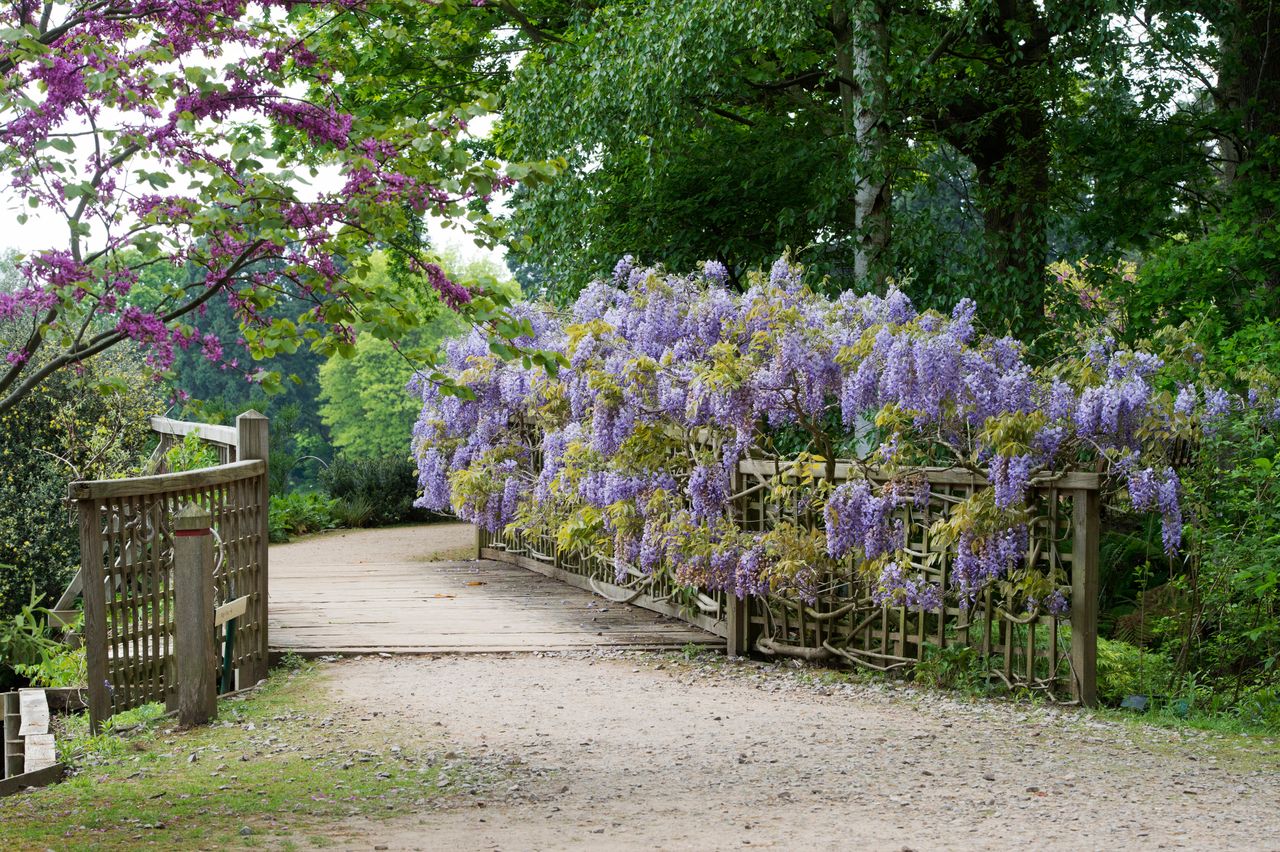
22,733,55,773
17,690,49,737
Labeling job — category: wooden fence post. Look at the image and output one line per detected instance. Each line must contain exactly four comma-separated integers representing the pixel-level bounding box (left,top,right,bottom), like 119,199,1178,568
1071,487,1100,707
726,597,751,658
174,503,217,727
236,410,270,684
726,464,754,658
76,500,111,732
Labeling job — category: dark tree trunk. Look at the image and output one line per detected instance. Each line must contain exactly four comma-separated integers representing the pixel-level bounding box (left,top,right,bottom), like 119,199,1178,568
923,0,1055,339
1217,0,1280,187
968,100,1051,339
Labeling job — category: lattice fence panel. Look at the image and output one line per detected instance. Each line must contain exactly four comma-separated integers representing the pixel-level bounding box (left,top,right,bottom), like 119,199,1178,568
75,465,268,726
479,453,1098,699
737,464,1088,696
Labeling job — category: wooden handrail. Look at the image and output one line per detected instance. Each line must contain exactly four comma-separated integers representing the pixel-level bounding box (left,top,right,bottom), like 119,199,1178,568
735,458,1102,490
149,415,238,449
68,459,265,500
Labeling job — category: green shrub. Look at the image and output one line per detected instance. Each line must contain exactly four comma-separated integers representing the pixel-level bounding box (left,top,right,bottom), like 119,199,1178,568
914,643,987,694
333,495,376,529
268,492,338,543
321,454,430,527
0,462,78,624
0,587,61,689
163,431,220,473
1096,636,1180,705
1159,408,1280,711
0,352,163,621
15,645,86,688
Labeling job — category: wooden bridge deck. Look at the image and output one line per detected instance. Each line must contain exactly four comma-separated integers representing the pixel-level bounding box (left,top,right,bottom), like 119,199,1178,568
268,522,720,655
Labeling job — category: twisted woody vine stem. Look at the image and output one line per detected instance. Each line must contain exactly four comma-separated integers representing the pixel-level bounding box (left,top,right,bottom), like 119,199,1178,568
412,257,1276,615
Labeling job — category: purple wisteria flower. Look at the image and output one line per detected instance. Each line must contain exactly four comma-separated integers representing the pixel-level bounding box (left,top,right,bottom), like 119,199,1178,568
411,255,1237,613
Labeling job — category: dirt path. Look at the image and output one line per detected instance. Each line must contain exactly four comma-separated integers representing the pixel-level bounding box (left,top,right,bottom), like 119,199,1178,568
291,652,1280,851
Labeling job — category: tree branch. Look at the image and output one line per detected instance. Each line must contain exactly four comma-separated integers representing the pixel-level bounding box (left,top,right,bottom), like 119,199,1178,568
496,0,565,45
0,238,266,417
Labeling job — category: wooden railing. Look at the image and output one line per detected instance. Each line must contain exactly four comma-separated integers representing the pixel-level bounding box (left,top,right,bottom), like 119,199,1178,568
479,458,1100,704
149,415,241,464
68,412,269,730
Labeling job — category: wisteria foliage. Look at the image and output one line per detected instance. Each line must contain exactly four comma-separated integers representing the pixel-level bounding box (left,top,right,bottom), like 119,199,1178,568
411,257,1259,614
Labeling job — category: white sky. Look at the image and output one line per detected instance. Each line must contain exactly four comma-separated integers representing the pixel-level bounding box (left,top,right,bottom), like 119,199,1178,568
0,89,508,272
0,174,507,270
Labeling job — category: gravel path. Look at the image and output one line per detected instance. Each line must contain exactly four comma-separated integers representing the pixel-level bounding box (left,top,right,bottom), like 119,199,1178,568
298,652,1280,851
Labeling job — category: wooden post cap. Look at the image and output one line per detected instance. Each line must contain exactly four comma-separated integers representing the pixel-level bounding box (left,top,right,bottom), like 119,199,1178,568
175,503,212,534
236,409,267,422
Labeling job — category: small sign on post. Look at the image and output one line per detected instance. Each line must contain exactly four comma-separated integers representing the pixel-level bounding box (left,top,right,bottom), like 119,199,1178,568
174,503,217,727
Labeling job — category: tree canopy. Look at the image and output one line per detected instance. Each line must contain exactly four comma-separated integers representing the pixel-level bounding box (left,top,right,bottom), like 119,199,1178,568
318,250,516,459
480,1,1278,341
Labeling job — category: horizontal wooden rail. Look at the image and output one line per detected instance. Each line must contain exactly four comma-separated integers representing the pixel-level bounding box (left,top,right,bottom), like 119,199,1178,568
736,458,1102,490
149,415,239,449
68,459,265,500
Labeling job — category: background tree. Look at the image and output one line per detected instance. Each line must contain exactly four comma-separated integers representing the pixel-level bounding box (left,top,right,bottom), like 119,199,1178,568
485,1,1269,339
318,250,515,459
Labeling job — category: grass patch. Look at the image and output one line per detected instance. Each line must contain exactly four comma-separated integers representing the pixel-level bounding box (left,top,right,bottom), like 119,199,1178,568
0,664,491,851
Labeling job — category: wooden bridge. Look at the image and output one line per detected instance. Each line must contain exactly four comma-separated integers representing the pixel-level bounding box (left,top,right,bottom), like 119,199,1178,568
268,523,720,656
55,411,1098,740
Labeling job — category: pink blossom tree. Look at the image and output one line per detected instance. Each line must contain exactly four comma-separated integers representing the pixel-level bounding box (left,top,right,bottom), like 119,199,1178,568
0,0,539,415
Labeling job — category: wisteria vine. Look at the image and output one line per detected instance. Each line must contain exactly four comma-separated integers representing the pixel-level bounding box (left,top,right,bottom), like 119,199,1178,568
412,257,1269,615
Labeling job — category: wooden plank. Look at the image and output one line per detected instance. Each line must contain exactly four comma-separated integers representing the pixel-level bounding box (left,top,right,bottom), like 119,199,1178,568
42,688,86,714
0,763,65,797
223,476,245,689
149,495,167,706
273,642,719,651
268,525,726,656
174,504,217,727
55,567,83,610
0,757,65,793
69,460,265,500
481,549,728,638
47,609,80,629
22,734,56,774
17,690,49,737
237,411,270,684
215,595,249,627
149,416,239,450
77,500,110,733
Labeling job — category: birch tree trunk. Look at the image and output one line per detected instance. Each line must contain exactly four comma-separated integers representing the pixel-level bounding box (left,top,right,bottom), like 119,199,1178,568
835,1,890,284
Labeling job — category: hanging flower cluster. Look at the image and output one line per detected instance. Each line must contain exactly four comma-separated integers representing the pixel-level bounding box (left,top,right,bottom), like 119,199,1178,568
412,257,1265,612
